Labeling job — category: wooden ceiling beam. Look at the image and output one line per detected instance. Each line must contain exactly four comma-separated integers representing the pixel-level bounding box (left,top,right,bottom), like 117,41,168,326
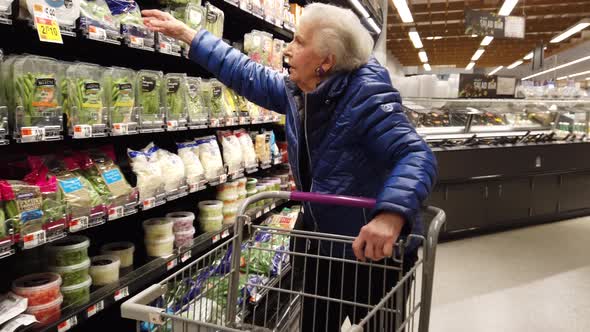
402,0,589,14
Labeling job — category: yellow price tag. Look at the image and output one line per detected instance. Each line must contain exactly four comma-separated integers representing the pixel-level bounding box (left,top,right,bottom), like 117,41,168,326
33,4,63,44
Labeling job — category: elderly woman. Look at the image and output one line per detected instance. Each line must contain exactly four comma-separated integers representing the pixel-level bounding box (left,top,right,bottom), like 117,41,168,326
143,3,436,330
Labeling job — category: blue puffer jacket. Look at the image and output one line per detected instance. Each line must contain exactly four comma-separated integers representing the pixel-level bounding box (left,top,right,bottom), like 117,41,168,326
190,31,437,254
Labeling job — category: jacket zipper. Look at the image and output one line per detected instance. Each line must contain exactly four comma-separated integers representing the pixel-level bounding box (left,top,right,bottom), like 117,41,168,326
303,93,319,231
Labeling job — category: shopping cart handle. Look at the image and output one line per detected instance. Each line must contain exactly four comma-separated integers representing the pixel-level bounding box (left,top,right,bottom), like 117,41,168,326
290,191,377,209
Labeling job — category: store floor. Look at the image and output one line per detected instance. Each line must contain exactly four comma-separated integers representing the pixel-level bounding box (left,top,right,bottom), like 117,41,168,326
428,217,590,332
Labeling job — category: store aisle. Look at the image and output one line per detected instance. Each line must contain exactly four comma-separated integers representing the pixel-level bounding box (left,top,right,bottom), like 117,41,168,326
429,217,590,332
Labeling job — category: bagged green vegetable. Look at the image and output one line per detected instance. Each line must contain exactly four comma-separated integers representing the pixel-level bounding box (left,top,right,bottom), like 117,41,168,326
78,149,133,207
25,156,67,225
163,73,188,129
221,88,238,118
0,180,44,236
66,63,107,137
136,70,164,129
186,77,208,126
0,206,5,238
79,0,121,43
205,3,224,38
103,67,137,133
208,79,224,119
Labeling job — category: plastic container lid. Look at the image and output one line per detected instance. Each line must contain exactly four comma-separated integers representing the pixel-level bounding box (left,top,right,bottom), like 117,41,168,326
101,241,135,254
90,255,121,271
48,258,91,273
27,294,63,312
166,211,196,222
145,236,175,244
12,273,62,294
61,275,92,292
143,217,173,229
46,236,90,252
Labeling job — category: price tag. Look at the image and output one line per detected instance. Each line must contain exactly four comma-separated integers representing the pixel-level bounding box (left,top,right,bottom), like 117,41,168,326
189,183,200,193
255,211,262,218
221,229,230,239
212,234,221,243
239,117,248,125
166,259,177,271
263,207,270,213
114,286,129,301
88,25,106,41
209,118,220,127
57,316,77,332
219,174,227,184
74,125,93,138
167,120,178,130
226,118,234,126
69,216,89,232
23,230,46,249
130,36,144,48
180,251,191,263
20,127,45,142
86,300,105,318
112,123,128,135
160,42,172,54
33,4,63,44
108,206,125,220
271,203,276,210
142,197,156,210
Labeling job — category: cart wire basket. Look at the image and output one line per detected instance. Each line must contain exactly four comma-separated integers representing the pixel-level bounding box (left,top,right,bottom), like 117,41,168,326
122,191,446,332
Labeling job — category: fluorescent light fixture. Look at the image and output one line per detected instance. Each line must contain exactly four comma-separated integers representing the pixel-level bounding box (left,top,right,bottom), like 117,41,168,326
550,18,590,43
480,36,494,46
498,0,519,16
471,34,478,37
393,0,414,23
523,52,533,60
488,66,503,76
423,63,432,71
557,76,568,80
507,60,523,69
408,29,423,48
587,77,590,80
366,18,381,34
425,36,443,40
471,48,485,61
418,51,428,63
522,55,590,80
567,70,590,78
349,0,370,18
466,62,475,70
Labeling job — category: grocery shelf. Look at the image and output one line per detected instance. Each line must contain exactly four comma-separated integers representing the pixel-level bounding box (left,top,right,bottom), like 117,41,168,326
26,199,290,332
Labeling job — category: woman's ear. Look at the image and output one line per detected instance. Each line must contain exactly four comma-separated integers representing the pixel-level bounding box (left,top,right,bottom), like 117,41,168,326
321,54,336,73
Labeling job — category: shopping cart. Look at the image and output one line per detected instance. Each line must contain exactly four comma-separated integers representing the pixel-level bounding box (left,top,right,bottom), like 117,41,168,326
121,191,446,332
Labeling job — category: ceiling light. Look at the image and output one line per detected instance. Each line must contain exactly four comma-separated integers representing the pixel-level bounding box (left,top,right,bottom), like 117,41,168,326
567,69,590,79
550,18,590,43
393,0,414,23
423,63,432,71
466,62,475,70
522,55,590,80
481,36,494,46
349,0,370,18
498,0,519,16
408,29,423,48
587,77,590,80
488,66,503,76
418,51,428,63
557,76,568,80
471,48,485,61
366,18,381,34
471,34,478,37
523,52,533,60
507,60,523,69
425,36,442,40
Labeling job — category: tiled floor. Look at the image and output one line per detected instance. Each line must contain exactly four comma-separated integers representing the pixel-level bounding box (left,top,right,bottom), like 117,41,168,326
428,217,590,332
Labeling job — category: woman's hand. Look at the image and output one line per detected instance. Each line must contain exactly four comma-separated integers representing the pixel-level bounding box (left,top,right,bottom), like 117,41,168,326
352,212,405,261
141,9,197,45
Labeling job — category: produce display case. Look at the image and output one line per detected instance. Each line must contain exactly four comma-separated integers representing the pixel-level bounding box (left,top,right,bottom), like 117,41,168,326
404,98,590,146
79,0,122,45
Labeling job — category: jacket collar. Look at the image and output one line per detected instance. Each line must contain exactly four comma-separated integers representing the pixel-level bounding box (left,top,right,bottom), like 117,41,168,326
310,70,351,100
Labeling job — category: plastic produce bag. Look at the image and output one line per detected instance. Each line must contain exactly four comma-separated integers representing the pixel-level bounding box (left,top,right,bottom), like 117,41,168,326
25,0,80,27
136,70,164,130
235,129,256,167
24,158,67,226
103,66,137,133
105,0,154,48
0,180,43,236
66,63,107,137
253,132,270,164
128,148,164,201
177,142,204,186
79,0,121,42
163,73,188,129
204,3,224,38
221,88,237,118
208,79,224,120
194,135,224,181
218,130,243,174
78,149,133,207
186,77,207,126
269,130,279,159
143,143,185,193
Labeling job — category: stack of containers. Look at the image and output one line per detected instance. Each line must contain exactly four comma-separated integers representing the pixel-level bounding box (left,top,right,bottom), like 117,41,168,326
143,218,175,257
198,200,223,232
166,211,196,248
236,178,247,211
101,242,135,268
246,178,257,210
46,236,92,307
255,183,268,207
217,181,239,225
12,273,63,325
89,255,120,286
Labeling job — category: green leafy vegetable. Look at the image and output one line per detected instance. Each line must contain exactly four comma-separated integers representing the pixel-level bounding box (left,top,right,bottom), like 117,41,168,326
15,73,59,127
137,71,163,124
209,80,223,117
164,74,187,122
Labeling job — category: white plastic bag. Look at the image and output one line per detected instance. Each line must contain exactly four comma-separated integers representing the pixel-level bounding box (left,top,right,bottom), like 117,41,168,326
194,136,224,181
235,129,256,167
177,142,204,185
143,143,186,192
218,130,243,173
128,148,164,200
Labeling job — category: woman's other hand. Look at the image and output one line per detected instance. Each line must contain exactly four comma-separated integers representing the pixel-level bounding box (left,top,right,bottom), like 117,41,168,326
142,9,197,45
352,212,405,261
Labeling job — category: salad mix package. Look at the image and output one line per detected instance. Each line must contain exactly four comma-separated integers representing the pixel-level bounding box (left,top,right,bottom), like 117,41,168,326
204,3,224,38
136,70,165,131
79,0,121,43
66,63,108,138
186,76,208,127
105,0,155,49
163,73,188,130
103,66,138,134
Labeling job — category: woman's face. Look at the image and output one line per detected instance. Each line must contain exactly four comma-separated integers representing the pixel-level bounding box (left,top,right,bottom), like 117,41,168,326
284,24,324,92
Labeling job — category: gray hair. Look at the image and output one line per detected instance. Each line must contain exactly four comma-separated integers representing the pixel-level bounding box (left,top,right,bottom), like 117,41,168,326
299,3,374,72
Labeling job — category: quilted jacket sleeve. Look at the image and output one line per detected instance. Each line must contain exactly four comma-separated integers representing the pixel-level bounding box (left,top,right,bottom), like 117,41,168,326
188,30,289,113
352,81,437,235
